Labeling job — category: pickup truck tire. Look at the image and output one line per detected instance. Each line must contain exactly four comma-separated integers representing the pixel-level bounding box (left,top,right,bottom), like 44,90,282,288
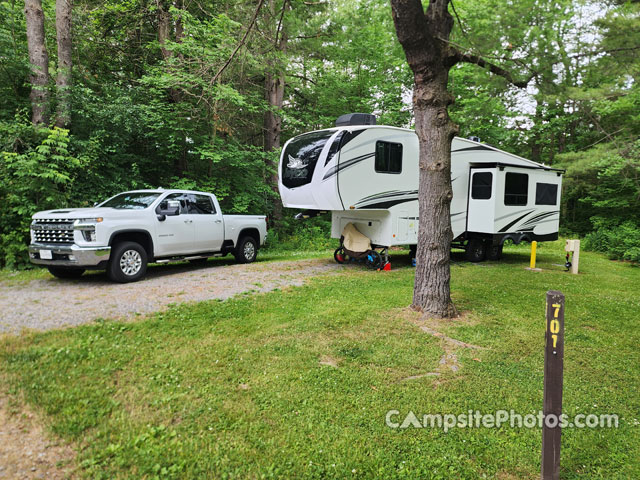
47,267,85,279
108,241,148,283
234,237,258,264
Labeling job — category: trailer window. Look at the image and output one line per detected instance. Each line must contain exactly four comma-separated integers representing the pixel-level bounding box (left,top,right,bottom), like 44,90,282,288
471,172,493,199
375,141,402,174
504,172,529,206
282,130,334,188
535,183,558,205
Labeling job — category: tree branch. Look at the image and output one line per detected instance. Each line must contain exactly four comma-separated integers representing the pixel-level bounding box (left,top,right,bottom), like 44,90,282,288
456,51,535,88
209,0,265,86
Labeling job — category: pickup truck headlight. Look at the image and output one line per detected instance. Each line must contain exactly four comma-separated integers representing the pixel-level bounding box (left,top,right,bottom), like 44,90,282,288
74,218,103,242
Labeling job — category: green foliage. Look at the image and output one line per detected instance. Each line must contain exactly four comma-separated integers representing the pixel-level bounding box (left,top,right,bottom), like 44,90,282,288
584,222,640,263
1,0,640,268
264,214,334,252
0,124,85,268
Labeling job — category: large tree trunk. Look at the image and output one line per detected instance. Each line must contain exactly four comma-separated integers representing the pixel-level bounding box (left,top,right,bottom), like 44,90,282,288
412,75,458,317
157,0,187,174
55,0,72,128
391,0,458,317
264,67,285,223
391,0,533,317
24,0,50,125
263,0,287,225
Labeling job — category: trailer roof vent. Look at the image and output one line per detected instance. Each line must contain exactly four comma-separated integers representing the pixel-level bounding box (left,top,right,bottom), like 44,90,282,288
335,113,376,127
468,136,481,143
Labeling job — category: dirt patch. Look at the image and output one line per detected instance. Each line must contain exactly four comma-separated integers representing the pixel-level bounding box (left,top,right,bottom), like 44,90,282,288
398,308,486,382
0,258,342,334
0,394,76,479
319,355,340,368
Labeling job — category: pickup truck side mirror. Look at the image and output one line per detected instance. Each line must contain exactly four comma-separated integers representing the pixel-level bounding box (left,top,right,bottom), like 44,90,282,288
156,200,181,221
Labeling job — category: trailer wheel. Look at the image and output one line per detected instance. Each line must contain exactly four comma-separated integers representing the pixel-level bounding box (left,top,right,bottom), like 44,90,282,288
334,247,346,264
465,238,486,262
486,244,503,261
366,250,382,269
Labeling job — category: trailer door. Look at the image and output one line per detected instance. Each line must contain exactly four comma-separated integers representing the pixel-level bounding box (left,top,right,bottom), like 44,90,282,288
466,167,496,233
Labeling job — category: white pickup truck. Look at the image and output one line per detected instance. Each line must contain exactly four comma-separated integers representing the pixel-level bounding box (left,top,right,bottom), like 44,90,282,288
28,189,268,282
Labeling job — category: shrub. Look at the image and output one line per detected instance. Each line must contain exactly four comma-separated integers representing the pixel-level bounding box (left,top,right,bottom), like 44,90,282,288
584,222,640,263
0,126,84,268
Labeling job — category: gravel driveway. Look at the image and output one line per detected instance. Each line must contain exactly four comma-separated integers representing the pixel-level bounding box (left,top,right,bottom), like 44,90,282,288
0,258,342,334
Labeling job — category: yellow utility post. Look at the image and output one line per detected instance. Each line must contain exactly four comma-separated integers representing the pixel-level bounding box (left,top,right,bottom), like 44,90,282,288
530,241,538,269
526,241,541,271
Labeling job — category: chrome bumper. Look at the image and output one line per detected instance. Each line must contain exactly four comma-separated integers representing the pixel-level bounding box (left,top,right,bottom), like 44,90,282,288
28,244,111,267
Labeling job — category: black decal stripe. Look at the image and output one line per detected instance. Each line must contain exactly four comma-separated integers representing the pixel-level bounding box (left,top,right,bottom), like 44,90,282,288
524,218,561,228
495,209,532,222
452,146,493,153
339,129,366,150
498,211,533,232
358,196,418,208
358,190,401,202
358,190,418,203
358,198,418,209
523,210,559,223
520,212,559,227
355,190,419,206
323,152,374,180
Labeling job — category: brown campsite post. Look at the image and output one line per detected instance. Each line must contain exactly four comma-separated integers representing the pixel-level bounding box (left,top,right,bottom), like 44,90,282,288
541,290,565,480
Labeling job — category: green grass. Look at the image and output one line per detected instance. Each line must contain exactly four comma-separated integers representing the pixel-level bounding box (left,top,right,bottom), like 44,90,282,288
1,240,639,479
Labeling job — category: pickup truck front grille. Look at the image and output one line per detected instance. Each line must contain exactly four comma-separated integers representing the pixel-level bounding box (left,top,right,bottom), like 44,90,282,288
32,219,75,244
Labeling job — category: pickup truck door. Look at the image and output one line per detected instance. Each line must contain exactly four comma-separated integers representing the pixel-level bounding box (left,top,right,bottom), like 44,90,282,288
155,193,196,256
190,194,225,252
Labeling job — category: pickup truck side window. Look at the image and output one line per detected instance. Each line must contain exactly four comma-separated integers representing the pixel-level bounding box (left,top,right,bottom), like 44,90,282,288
190,194,216,215
161,193,190,214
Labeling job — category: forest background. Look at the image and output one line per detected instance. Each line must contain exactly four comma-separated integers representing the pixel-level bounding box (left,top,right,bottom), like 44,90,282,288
1,0,638,268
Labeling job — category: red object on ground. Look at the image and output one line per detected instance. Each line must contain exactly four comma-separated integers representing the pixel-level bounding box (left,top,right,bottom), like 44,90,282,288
383,262,391,271
336,254,344,262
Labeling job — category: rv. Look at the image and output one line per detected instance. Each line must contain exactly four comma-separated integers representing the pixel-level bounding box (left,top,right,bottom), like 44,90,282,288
278,114,563,262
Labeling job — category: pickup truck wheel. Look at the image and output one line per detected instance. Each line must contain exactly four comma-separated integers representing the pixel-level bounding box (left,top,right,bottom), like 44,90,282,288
235,237,257,264
47,267,85,279
108,241,147,283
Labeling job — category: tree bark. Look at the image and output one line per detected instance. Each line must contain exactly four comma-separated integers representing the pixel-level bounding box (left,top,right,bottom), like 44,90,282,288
157,0,186,174
391,0,534,318
264,68,285,223
24,0,50,125
55,0,72,128
263,0,288,225
391,0,458,317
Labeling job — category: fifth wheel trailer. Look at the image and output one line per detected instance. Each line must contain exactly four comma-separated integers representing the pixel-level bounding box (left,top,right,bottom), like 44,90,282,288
278,115,563,262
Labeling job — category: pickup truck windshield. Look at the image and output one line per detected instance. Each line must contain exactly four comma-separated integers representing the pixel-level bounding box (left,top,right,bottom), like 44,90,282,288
100,192,161,209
